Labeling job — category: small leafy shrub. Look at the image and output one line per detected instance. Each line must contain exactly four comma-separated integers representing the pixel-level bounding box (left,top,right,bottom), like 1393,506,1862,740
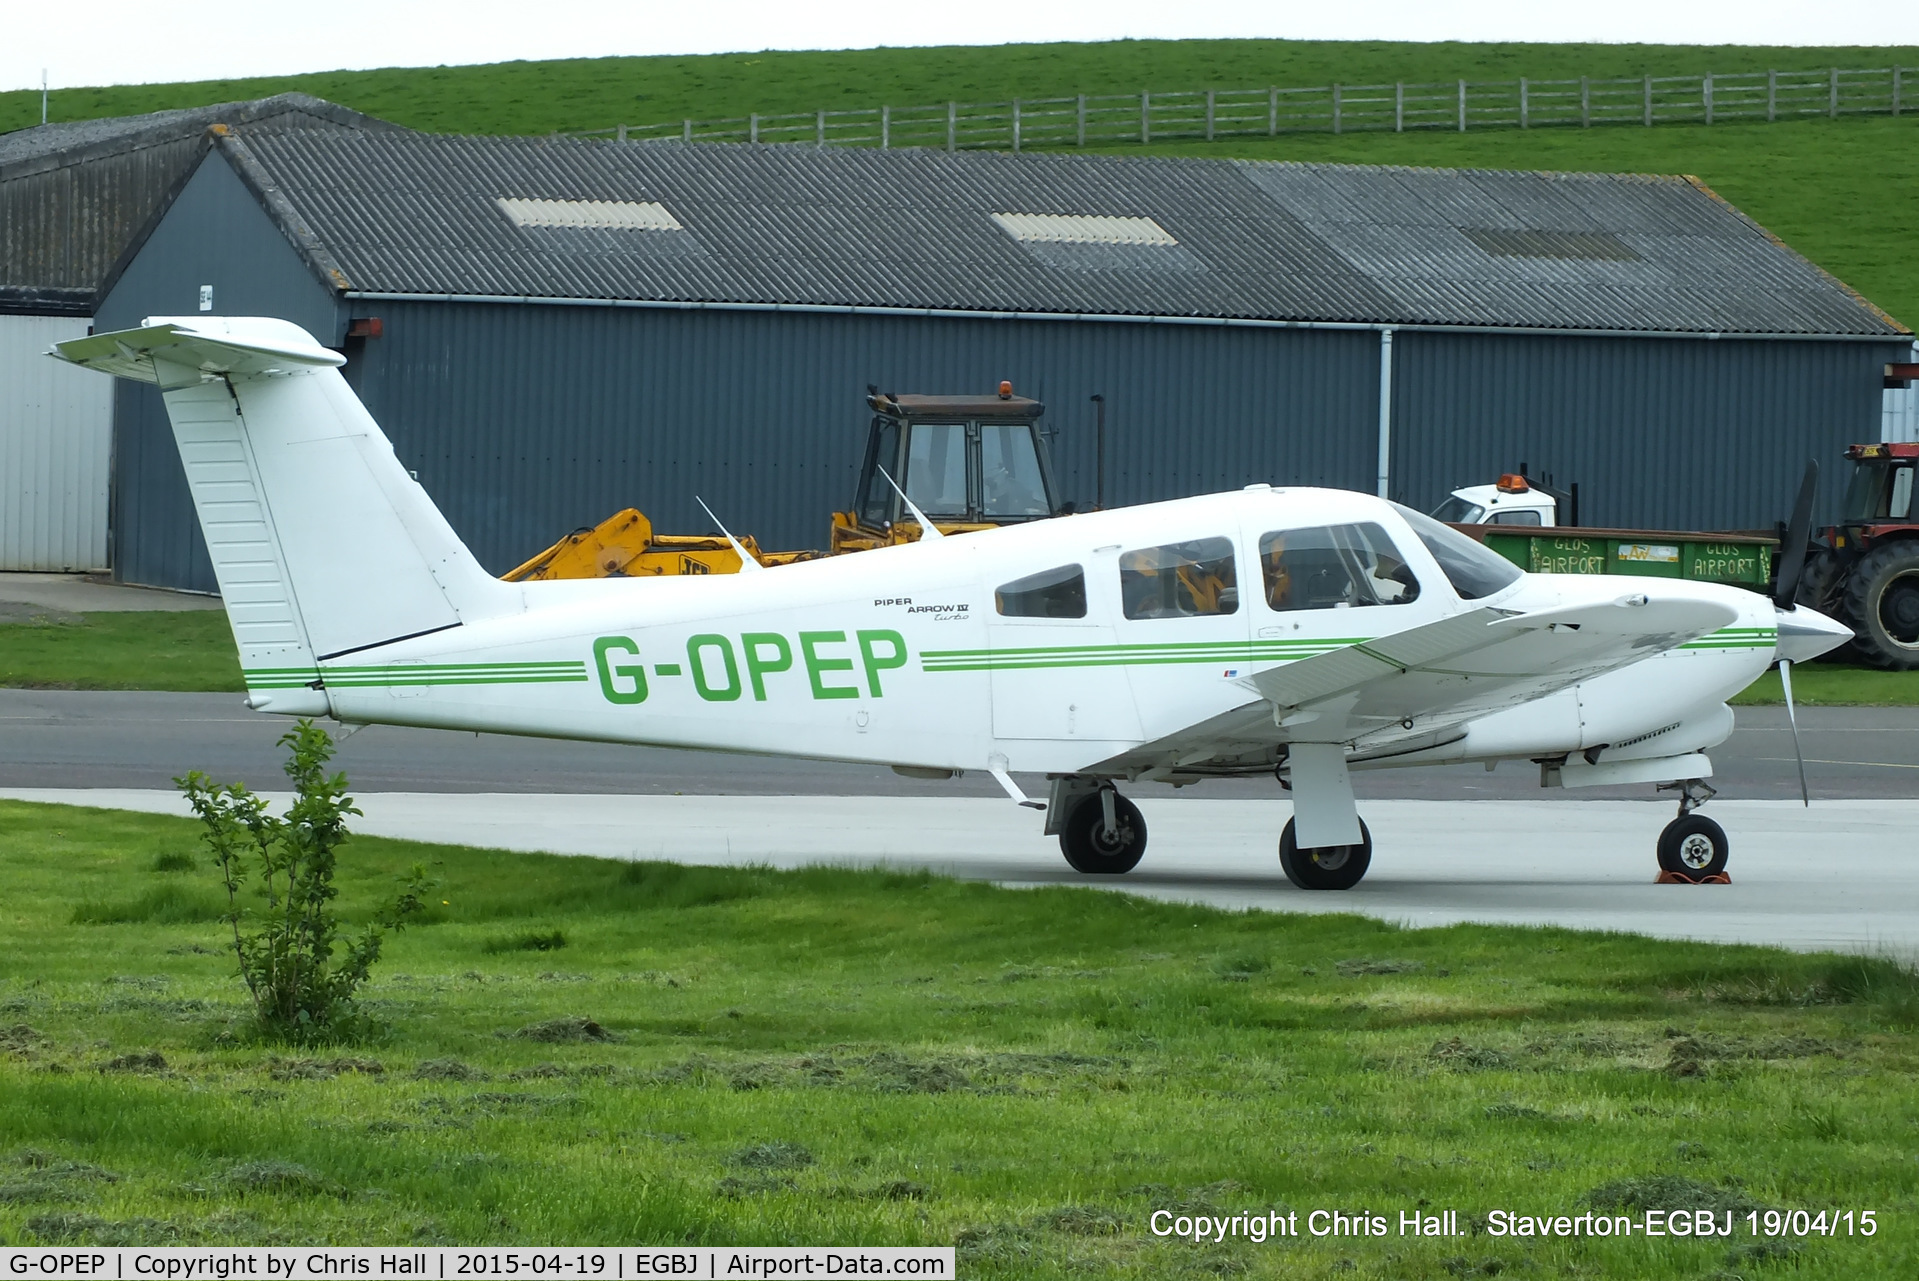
177,720,429,1040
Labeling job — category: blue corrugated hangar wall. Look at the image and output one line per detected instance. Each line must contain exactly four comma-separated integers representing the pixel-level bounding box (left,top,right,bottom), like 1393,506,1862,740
96,149,1900,592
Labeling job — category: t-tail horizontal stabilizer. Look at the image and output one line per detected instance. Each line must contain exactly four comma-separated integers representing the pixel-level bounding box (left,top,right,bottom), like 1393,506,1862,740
51,319,518,713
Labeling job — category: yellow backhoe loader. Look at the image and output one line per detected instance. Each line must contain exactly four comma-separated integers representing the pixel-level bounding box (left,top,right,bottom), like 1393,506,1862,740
503,384,1061,581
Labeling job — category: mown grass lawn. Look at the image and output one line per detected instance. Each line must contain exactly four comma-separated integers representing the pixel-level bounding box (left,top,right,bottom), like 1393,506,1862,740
2,799,1916,1273
0,613,242,692
1729,662,1919,706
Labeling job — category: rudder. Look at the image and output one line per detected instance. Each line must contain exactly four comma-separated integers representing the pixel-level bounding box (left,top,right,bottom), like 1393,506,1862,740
53,317,518,711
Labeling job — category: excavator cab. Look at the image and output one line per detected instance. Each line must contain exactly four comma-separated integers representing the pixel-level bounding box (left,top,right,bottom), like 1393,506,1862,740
832,384,1062,554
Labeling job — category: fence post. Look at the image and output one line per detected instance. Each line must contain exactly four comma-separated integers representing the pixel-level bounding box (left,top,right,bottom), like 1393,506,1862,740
818,110,826,147
1643,75,1652,126
616,124,627,142
749,113,759,144
1395,82,1404,132
1704,74,1713,125
1269,85,1278,135
1580,76,1589,127
1141,91,1150,144
1520,77,1528,128
947,102,956,152
1332,84,1341,134
1206,90,1216,141
1768,69,1777,122
881,105,890,149
683,118,692,142
1458,79,1466,131
1012,100,1021,152
1830,67,1839,118
1897,67,1904,117
1077,94,1086,146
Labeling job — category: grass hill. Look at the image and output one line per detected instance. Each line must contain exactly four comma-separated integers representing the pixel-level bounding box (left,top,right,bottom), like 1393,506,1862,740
4,38,1918,324
7,39,1919,137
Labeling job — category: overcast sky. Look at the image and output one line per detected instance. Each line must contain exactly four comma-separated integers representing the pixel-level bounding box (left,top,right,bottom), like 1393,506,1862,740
6,1,1917,95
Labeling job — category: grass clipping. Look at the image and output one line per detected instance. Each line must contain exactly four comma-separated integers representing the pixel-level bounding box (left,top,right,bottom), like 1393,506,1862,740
176,720,428,1040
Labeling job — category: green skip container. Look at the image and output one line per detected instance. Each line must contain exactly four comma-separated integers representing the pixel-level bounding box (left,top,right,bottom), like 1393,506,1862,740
1459,527,1776,589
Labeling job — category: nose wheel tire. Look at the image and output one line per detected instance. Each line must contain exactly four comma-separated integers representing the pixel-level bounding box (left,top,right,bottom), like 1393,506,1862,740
1657,814,1729,877
1059,791,1147,874
1279,818,1372,891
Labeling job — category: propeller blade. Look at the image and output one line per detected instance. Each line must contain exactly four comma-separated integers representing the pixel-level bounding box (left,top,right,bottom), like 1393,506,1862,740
1779,658,1809,807
1772,459,1819,609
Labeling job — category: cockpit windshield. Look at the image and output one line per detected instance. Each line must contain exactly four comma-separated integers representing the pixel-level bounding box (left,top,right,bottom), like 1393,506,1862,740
1391,503,1523,600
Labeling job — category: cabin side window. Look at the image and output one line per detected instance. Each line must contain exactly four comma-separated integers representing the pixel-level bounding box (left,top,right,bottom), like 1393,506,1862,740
995,564,1088,618
1260,522,1421,611
1119,537,1239,620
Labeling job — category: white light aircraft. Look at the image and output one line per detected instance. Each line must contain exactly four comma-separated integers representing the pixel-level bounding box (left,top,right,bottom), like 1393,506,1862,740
54,318,1853,887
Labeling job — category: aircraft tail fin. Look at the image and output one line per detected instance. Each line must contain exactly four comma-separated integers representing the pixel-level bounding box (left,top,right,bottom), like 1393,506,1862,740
53,318,518,710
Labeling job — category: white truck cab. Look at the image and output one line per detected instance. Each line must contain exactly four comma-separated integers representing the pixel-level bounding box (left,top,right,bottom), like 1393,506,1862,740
1431,474,1558,527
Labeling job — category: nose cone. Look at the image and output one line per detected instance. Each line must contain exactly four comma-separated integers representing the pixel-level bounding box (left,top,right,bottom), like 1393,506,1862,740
1775,604,1853,664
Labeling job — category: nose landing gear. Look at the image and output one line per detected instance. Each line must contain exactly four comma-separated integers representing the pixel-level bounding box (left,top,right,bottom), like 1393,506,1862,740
1655,778,1729,879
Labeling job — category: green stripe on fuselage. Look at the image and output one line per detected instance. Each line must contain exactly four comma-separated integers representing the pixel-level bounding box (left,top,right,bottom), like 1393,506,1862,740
244,659,588,691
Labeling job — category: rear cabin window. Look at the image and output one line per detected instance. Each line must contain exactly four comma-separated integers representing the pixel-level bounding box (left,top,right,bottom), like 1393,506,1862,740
996,564,1087,618
1260,523,1421,611
1490,509,1542,526
1119,537,1239,620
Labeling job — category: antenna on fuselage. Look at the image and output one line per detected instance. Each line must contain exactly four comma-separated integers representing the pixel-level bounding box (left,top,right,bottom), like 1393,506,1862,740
695,496,763,572
874,466,945,542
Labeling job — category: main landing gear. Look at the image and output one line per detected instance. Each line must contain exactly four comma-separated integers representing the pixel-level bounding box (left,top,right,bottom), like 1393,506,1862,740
1655,778,1729,878
1279,817,1373,891
1058,786,1148,874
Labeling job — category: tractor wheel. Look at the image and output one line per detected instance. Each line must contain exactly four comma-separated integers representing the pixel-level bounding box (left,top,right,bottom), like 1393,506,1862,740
1795,547,1845,615
1840,540,1919,670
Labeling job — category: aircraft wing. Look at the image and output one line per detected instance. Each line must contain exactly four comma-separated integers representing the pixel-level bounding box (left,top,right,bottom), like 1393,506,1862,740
1244,595,1735,725
1097,593,1739,775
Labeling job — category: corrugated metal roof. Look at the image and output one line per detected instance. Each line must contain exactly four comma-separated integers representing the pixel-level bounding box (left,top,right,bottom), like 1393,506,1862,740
1,94,401,297
216,132,1901,336
0,94,397,173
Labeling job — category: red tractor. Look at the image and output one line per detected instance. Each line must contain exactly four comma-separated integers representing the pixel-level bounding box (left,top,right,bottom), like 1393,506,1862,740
1798,442,1919,669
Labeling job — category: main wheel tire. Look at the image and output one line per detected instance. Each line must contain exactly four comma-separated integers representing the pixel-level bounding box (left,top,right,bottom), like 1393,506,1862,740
1840,541,1919,670
1657,814,1730,877
1059,791,1147,874
1279,818,1372,891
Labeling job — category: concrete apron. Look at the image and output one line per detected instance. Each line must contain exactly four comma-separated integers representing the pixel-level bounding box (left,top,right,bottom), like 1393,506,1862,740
4,789,1911,956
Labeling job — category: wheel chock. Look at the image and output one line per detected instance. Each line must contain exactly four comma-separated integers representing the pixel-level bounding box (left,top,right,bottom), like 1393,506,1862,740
1655,870,1732,885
